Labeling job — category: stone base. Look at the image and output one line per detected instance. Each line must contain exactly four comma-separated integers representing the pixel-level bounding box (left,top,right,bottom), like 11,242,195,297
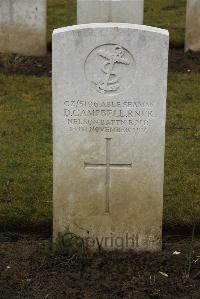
185,0,200,52
0,0,47,56
77,0,144,25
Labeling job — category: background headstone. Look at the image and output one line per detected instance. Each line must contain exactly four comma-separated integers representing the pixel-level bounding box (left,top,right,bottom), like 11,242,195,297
0,0,47,56
185,0,200,52
53,24,169,251
77,0,144,24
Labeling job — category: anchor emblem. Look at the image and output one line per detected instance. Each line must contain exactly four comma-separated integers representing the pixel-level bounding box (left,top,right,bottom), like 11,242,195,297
95,45,130,94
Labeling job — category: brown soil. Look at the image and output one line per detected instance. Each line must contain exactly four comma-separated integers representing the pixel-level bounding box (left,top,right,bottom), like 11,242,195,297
0,49,199,77
0,233,200,298
169,49,200,73
0,53,52,77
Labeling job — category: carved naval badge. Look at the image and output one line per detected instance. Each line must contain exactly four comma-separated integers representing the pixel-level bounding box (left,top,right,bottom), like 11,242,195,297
95,45,130,94
85,44,135,96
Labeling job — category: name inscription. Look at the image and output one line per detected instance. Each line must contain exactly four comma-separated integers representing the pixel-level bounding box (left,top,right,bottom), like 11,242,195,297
64,99,156,134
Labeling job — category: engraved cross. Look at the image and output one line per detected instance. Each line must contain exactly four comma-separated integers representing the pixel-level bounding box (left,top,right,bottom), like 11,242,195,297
84,138,132,213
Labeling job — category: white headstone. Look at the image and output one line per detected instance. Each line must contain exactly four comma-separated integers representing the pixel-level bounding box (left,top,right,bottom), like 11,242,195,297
185,0,200,52
0,0,47,56
77,0,144,24
53,23,169,251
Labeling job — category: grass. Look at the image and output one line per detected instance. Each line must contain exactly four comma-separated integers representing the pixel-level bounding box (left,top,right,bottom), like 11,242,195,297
47,0,186,48
144,0,186,48
0,73,199,232
0,75,52,231
47,0,76,44
164,73,200,230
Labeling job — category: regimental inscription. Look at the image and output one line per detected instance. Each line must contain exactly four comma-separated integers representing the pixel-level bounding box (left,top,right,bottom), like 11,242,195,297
64,99,156,134
85,44,135,96
84,138,132,213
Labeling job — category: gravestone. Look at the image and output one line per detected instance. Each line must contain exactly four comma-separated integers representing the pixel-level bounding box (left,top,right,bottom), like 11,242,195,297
53,24,169,251
185,0,200,52
0,0,47,56
77,0,144,24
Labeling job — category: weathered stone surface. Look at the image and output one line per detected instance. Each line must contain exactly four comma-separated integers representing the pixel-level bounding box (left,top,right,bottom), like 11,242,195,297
77,0,144,24
185,0,200,52
53,24,169,251
0,0,46,56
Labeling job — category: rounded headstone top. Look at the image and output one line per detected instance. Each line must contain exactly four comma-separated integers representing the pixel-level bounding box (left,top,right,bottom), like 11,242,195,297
53,23,169,37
